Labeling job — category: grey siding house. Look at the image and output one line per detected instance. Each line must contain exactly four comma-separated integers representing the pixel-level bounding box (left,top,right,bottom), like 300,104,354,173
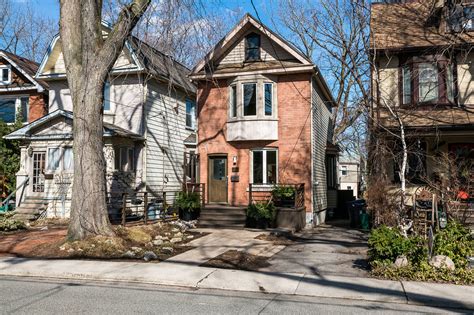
5,30,197,219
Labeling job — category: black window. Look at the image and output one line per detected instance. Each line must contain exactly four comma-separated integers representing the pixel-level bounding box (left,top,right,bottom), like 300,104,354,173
253,151,263,184
264,83,272,116
243,83,257,116
1,68,9,83
230,85,237,118
20,97,28,122
245,33,260,61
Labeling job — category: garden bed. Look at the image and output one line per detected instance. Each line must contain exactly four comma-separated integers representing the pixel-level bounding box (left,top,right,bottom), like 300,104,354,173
0,220,205,262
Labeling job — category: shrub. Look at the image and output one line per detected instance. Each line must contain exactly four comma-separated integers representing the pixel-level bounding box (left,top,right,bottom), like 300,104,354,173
0,212,26,231
434,220,474,268
175,192,201,211
246,202,276,221
368,225,426,266
271,185,295,200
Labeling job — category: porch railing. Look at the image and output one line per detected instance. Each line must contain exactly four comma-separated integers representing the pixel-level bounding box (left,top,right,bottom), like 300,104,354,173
1,177,29,212
248,183,305,209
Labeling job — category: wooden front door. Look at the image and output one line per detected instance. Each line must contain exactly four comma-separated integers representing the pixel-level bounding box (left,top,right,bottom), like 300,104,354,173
31,151,46,194
208,156,227,203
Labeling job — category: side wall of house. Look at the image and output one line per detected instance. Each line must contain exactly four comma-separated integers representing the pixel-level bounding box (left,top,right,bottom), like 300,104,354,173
311,77,332,225
144,79,194,202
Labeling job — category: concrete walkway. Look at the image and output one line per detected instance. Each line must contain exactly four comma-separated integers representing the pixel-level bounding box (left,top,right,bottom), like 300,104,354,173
0,256,472,310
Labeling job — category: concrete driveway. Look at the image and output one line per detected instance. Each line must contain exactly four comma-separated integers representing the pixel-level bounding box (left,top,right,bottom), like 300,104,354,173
260,225,369,277
171,224,369,278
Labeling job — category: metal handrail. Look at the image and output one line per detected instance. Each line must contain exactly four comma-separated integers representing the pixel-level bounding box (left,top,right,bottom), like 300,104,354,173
1,177,29,209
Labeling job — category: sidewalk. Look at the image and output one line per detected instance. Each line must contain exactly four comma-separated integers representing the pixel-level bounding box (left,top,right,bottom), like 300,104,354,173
0,256,472,311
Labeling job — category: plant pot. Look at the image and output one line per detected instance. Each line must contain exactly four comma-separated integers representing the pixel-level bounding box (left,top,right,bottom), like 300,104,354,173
246,216,257,228
256,218,269,229
180,208,199,221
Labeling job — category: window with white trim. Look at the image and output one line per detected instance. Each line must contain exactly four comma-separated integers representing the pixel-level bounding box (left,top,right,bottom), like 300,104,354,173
264,83,273,116
114,147,135,172
0,66,11,85
103,82,111,112
47,148,61,171
251,149,277,184
0,96,29,123
341,165,348,176
186,98,196,129
243,83,257,116
63,147,74,171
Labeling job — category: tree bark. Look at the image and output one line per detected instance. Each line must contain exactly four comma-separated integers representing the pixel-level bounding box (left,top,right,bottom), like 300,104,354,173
59,0,150,240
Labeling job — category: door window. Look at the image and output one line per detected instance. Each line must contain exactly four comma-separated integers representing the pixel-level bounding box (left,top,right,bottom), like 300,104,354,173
213,158,226,180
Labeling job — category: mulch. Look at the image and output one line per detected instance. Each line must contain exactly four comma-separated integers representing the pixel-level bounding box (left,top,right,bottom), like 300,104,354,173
0,227,67,257
201,250,271,271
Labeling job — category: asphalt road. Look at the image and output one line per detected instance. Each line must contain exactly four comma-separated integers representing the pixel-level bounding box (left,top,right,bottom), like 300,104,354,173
0,277,468,314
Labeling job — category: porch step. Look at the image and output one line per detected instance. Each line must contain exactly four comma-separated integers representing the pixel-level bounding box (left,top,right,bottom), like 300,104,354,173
198,205,246,228
13,197,48,221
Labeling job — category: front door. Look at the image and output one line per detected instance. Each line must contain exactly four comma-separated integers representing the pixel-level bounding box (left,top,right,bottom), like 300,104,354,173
31,151,46,195
208,156,227,203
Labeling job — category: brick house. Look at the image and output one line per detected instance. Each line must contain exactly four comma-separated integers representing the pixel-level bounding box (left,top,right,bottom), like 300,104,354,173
370,1,474,223
0,50,48,124
190,14,337,226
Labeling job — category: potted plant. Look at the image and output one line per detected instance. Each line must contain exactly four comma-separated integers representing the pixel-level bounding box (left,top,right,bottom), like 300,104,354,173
272,185,296,207
175,191,201,221
246,202,276,229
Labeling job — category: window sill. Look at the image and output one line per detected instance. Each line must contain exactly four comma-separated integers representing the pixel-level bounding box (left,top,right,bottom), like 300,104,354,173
185,126,196,131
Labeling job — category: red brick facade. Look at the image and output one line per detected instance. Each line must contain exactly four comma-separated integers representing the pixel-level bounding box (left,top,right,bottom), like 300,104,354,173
197,73,313,212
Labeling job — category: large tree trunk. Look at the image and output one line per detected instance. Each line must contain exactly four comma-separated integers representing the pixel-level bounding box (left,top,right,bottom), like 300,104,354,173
60,0,150,240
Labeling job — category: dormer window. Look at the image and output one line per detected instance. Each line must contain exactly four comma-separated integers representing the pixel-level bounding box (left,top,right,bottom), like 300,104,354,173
0,66,11,85
245,33,261,61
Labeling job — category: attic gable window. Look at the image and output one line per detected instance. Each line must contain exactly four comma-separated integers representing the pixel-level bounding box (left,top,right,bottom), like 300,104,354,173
245,33,261,61
0,66,11,85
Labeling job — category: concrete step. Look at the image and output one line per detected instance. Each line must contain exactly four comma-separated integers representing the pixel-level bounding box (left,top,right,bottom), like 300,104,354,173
198,223,245,229
200,209,246,216
199,213,246,220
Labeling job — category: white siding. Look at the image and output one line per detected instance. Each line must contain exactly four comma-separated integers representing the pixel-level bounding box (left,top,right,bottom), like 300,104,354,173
144,79,194,201
311,78,333,225
48,75,145,135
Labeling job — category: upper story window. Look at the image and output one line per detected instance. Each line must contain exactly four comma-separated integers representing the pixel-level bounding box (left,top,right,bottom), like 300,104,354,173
103,82,111,112
264,83,273,116
341,165,348,176
186,98,196,129
0,66,11,85
243,83,257,116
245,33,261,62
0,96,29,123
400,57,455,105
230,85,237,118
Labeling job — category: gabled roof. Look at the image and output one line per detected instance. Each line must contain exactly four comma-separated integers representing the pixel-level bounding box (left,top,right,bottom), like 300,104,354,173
4,110,144,140
35,23,196,94
0,50,49,91
190,13,313,77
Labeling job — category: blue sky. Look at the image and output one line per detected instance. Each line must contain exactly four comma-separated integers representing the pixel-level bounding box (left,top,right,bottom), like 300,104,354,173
18,0,276,25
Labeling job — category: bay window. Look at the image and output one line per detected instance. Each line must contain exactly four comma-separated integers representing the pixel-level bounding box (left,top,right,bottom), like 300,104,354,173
264,83,273,116
400,57,456,105
251,149,277,184
243,83,257,116
230,85,237,118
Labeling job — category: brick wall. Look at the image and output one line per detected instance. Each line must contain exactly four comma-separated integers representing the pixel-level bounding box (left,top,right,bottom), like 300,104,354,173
197,73,313,212
29,93,47,122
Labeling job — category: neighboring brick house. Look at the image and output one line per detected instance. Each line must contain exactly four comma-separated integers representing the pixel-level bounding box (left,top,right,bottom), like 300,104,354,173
190,14,337,225
0,50,48,124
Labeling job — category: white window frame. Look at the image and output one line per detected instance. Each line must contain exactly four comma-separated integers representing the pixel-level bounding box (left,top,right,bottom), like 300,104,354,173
62,147,74,171
47,147,61,172
103,81,112,113
242,82,258,117
0,65,11,85
0,95,29,123
250,148,278,185
114,146,135,172
263,82,273,116
341,165,348,176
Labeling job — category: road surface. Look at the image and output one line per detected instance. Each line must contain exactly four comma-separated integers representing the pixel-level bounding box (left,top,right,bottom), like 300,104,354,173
0,277,467,314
